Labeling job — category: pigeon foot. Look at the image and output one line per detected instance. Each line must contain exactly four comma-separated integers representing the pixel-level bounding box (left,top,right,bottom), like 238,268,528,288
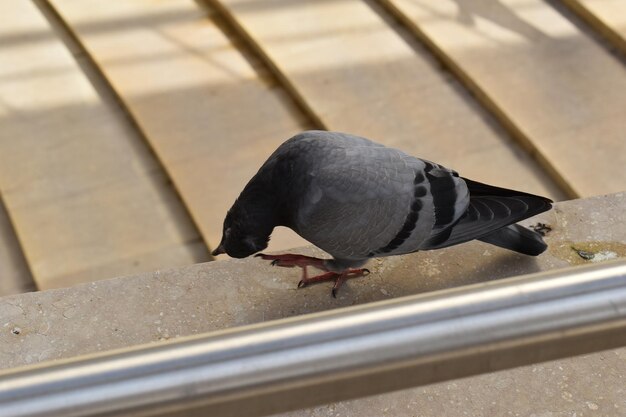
298,268,370,298
254,253,326,270
255,253,369,297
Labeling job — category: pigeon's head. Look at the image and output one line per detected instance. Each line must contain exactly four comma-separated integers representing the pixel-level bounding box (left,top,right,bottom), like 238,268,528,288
211,208,270,258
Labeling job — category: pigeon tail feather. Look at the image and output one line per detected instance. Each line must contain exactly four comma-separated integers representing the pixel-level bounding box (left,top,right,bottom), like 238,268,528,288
478,224,547,256
420,179,552,252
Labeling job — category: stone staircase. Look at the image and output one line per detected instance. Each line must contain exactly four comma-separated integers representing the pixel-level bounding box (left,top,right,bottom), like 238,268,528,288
4,0,625,293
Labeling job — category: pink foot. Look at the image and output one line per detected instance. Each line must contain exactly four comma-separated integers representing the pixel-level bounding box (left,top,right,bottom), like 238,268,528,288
254,253,326,270
255,253,369,297
298,268,370,298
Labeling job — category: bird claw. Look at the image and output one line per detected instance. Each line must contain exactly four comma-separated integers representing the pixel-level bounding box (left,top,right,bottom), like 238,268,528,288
255,253,326,269
297,268,370,297
256,253,371,297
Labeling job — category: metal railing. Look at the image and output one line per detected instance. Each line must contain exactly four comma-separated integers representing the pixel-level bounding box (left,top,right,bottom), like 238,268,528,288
1,259,625,417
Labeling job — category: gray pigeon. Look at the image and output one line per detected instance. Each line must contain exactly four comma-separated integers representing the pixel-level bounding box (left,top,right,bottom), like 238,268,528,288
212,131,552,296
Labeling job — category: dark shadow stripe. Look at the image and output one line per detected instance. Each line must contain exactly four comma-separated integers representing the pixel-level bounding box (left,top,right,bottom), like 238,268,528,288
369,170,425,256
425,163,457,227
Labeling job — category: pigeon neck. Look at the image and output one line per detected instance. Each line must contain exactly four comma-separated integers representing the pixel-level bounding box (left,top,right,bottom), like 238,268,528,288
238,182,280,239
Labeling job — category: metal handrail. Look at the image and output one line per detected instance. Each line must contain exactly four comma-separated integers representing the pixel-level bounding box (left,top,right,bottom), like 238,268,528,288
1,260,625,417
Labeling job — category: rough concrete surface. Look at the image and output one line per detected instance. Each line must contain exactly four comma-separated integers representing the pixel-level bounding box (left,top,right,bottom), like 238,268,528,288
0,193,625,416
0,197,35,296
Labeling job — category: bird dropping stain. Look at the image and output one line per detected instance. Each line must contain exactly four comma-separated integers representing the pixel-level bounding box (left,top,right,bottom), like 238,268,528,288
550,241,626,265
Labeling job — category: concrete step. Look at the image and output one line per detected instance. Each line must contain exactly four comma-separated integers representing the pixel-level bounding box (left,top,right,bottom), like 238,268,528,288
562,0,626,55
1,192,624,415
380,0,626,197
0,197,35,296
0,0,209,289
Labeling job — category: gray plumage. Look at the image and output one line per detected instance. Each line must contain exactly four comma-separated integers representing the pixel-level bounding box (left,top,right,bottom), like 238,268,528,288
213,131,552,273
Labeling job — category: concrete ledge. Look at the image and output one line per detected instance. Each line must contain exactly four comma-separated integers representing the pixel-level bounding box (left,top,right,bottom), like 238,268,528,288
0,192,624,416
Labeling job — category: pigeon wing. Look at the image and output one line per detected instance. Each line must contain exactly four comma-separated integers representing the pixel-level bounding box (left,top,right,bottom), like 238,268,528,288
288,134,424,259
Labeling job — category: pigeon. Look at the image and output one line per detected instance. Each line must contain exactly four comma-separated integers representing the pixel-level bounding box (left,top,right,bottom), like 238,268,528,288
212,130,553,297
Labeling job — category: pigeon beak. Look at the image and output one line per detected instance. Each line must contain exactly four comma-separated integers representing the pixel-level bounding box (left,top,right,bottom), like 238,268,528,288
211,244,225,257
